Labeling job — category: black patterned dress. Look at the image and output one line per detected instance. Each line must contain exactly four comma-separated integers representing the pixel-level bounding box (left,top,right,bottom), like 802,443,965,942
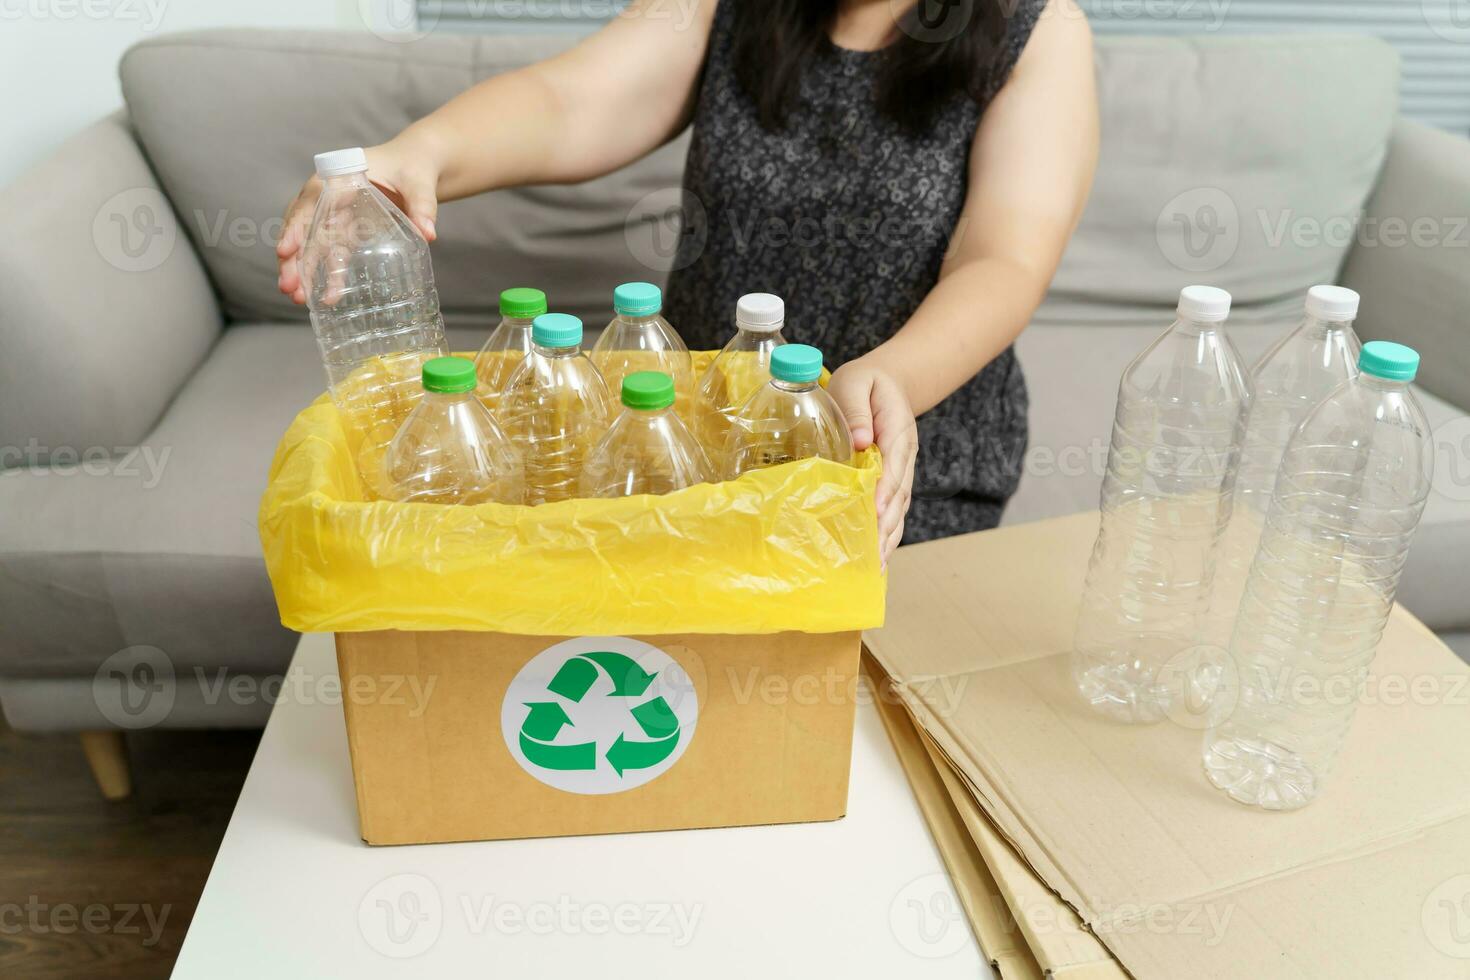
664,0,1045,543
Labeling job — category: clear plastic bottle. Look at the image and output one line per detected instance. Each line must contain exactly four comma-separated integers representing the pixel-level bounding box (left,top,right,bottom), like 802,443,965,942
724,344,854,479
1072,286,1251,724
693,292,789,454
590,282,694,417
1200,286,1363,653
580,372,712,498
1203,342,1433,810
383,357,524,505
475,287,546,415
500,313,613,505
300,147,448,499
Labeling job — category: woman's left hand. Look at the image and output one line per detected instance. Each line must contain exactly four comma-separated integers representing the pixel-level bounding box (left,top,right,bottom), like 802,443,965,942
829,361,918,564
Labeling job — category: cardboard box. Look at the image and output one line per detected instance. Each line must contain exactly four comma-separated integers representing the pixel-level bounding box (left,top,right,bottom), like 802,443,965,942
337,629,861,845
867,512,1470,979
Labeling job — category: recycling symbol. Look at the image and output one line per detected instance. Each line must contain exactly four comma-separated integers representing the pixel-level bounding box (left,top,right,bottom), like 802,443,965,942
501,637,699,795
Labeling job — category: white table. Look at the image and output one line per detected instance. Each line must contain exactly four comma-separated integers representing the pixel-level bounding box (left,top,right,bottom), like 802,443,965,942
172,633,989,978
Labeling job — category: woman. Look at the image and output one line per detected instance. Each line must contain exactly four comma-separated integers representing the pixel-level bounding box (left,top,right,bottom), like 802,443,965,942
277,0,1098,559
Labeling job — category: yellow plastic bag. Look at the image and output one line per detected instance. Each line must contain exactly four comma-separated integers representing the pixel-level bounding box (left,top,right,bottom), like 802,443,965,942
259,353,885,636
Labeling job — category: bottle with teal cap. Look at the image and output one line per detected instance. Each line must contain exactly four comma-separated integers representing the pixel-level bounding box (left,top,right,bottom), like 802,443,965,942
1204,340,1434,811
590,282,694,416
723,343,854,479
383,356,524,505
500,313,613,504
475,287,547,413
580,372,712,498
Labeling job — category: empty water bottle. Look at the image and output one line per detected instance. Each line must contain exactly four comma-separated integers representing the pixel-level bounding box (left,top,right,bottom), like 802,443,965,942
590,282,694,416
694,292,788,453
1072,286,1251,724
1203,342,1433,810
300,147,448,499
475,287,546,414
1201,286,1362,653
500,313,613,505
724,344,853,479
580,372,712,498
383,357,524,505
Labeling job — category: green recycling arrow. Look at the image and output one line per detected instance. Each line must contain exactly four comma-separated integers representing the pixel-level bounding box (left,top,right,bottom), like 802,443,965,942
630,696,679,739
606,730,679,776
519,731,597,771
521,701,573,741
547,657,599,702
580,651,657,696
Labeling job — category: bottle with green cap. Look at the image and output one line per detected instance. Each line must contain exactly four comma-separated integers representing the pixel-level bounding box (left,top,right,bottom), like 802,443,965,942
723,343,854,480
579,372,712,498
499,313,613,505
590,282,694,417
1204,340,1433,812
475,287,547,413
382,356,524,505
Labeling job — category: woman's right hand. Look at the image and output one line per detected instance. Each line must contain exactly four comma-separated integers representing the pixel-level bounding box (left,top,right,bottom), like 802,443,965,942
275,140,443,305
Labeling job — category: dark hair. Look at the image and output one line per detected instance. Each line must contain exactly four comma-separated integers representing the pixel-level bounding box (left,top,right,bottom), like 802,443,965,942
730,0,1011,134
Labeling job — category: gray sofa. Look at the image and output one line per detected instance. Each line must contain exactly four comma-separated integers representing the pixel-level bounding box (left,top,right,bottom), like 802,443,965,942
1,30,1466,795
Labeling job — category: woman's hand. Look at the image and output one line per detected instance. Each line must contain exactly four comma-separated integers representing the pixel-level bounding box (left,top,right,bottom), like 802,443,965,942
829,360,918,564
275,139,443,305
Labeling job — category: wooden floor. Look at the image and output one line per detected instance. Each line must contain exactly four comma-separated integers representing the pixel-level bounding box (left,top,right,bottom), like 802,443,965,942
0,713,259,979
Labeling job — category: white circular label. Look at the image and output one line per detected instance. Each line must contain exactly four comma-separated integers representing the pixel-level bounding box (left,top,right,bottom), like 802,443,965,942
501,637,699,795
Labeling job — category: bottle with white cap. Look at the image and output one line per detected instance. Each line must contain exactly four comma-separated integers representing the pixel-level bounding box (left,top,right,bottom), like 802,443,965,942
693,292,789,455
1071,286,1251,724
300,147,448,499
1204,341,1432,810
1200,286,1363,655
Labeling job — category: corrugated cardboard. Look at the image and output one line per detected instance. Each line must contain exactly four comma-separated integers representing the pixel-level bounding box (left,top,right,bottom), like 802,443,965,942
866,512,1470,979
864,654,1046,980
338,629,861,845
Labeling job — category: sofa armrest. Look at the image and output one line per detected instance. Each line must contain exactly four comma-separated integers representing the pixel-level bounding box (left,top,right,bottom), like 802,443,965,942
0,112,222,465
1341,119,1470,412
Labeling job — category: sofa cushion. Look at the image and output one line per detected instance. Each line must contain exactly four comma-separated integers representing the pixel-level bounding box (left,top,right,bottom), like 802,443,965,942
0,322,497,681
1008,320,1470,634
1037,35,1399,330
119,30,687,328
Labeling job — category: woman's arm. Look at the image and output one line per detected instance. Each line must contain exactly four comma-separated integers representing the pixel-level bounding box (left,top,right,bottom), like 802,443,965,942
830,0,1099,558
277,0,716,302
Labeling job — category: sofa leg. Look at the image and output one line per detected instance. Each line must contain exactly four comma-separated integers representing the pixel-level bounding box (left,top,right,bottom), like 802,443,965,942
79,731,132,801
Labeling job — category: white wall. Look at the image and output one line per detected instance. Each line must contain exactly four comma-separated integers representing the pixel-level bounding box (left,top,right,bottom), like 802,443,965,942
0,0,377,186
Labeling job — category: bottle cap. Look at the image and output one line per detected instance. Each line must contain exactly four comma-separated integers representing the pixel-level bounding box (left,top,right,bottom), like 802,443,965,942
1305,284,1360,322
1177,285,1232,323
621,371,676,411
736,293,785,332
1358,341,1419,382
613,282,663,317
313,147,368,178
500,287,547,319
422,356,477,394
771,344,823,384
532,313,583,349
